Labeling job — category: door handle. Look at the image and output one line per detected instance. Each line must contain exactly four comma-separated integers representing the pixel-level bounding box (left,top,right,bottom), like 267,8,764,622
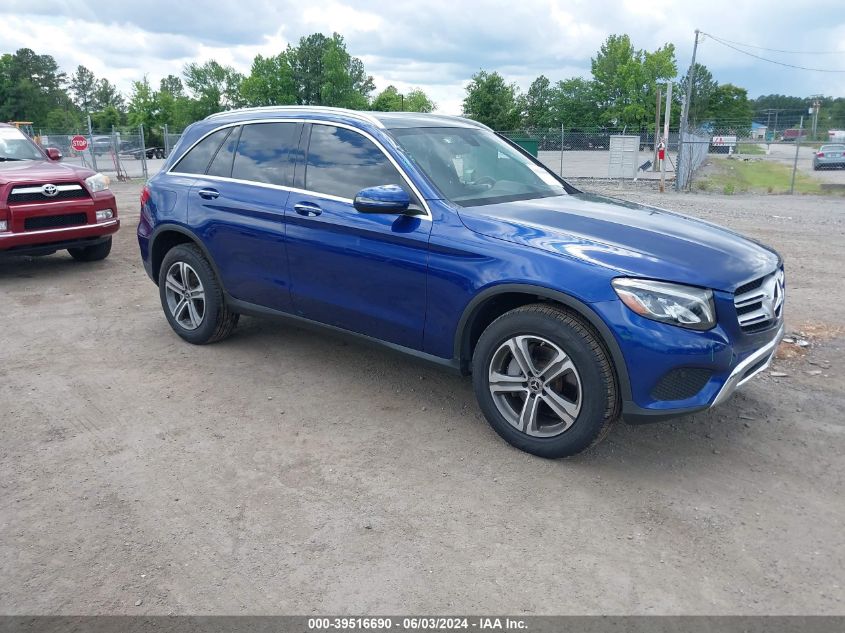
197,188,219,200
293,202,322,217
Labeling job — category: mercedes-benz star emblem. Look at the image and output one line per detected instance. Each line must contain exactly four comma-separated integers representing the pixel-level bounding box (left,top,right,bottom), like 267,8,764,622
41,184,59,197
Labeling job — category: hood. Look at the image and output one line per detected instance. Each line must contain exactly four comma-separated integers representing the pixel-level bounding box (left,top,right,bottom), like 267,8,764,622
457,192,780,292
0,160,95,185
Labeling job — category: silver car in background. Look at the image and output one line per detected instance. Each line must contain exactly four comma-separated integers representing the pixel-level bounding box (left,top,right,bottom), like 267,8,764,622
813,144,845,170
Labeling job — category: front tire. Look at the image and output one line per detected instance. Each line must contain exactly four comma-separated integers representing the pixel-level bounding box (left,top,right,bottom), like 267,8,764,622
158,244,238,344
68,237,112,262
472,303,620,458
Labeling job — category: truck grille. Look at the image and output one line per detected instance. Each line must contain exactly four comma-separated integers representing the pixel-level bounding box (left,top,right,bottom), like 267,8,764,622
8,184,88,203
734,269,785,333
24,213,88,231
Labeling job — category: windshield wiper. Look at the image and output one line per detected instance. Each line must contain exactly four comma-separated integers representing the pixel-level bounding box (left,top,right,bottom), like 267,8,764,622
0,157,27,161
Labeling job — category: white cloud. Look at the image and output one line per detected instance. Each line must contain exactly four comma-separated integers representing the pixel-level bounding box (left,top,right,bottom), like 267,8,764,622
2,0,844,116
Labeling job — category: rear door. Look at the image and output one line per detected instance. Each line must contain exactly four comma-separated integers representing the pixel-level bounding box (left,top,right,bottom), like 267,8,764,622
185,122,303,312
285,123,432,350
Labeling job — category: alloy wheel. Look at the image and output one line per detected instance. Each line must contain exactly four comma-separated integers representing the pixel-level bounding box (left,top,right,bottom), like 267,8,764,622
164,261,206,331
487,335,582,437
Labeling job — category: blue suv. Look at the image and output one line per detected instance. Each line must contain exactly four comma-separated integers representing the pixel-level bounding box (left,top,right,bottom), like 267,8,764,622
138,107,785,457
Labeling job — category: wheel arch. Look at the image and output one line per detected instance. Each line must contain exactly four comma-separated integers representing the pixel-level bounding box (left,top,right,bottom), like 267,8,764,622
454,284,632,402
149,224,225,291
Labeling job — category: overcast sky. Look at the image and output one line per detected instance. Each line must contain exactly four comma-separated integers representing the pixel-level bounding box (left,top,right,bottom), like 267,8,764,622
3,0,844,113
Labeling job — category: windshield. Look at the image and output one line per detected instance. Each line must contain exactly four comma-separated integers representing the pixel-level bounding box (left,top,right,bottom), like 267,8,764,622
821,145,845,152
390,126,566,207
0,127,44,161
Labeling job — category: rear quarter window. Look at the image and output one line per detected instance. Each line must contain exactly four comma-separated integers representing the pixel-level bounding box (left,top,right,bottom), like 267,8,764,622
171,128,233,175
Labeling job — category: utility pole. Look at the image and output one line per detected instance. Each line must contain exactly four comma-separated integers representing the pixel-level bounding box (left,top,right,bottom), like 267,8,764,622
653,85,662,171
675,29,699,191
811,97,821,140
660,82,673,193
790,115,804,195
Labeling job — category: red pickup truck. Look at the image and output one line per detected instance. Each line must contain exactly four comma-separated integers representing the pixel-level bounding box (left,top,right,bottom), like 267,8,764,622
0,123,119,260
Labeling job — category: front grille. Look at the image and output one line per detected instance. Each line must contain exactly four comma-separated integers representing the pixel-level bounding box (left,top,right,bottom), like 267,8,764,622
734,269,784,333
24,213,88,231
651,367,713,401
8,184,88,204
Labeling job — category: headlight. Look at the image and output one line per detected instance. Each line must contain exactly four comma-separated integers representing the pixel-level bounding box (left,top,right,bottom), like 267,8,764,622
612,278,715,331
85,173,110,192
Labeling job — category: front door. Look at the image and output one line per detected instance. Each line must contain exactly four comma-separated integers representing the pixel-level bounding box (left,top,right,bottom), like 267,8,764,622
285,123,431,350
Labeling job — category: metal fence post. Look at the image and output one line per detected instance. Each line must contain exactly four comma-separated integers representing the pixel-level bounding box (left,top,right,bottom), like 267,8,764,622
164,124,170,158
559,124,564,177
790,115,804,195
87,115,98,172
139,124,148,180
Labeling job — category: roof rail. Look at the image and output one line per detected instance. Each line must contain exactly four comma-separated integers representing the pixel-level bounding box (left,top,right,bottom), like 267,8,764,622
205,105,385,128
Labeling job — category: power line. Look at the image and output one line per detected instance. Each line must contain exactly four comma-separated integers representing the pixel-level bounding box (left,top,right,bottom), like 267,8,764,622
702,34,844,55
701,32,845,73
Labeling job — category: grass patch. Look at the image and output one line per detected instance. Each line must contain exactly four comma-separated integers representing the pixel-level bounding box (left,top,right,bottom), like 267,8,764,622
696,158,825,195
733,144,767,155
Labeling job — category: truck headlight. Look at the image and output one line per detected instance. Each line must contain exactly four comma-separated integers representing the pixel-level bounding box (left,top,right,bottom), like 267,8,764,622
85,173,110,192
612,278,716,331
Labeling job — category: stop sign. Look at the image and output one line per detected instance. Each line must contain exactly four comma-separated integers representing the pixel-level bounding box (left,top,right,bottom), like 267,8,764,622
71,135,88,152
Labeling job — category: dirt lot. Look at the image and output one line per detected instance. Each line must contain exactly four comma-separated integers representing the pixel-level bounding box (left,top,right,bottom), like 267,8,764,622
1,180,843,615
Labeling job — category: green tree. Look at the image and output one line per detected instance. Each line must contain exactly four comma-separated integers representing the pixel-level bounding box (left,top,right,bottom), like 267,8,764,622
521,75,554,129
404,88,435,113
0,48,70,127
288,33,373,107
591,34,676,128
127,76,160,142
94,79,124,112
462,70,521,130
371,85,404,111
707,84,753,128
680,62,717,126
550,77,599,128
183,60,244,117
370,86,435,112
240,52,297,106
159,75,184,98
69,65,97,114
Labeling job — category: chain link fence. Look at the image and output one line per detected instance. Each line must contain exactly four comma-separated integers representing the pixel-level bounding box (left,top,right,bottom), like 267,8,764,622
498,123,845,195
36,125,186,182
498,127,678,182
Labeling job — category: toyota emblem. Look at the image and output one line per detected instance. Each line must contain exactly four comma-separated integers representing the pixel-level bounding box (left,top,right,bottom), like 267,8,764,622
41,183,59,197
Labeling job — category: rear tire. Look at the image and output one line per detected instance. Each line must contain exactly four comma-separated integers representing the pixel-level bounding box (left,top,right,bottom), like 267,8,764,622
158,244,238,344
472,303,620,458
68,237,112,262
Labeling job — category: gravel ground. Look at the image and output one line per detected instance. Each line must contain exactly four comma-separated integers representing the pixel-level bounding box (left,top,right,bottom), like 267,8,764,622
1,180,843,615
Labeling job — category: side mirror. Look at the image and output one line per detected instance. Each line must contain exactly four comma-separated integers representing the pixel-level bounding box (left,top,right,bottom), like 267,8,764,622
45,147,62,161
353,185,411,214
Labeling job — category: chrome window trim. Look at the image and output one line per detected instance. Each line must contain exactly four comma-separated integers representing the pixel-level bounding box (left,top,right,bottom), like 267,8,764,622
11,184,83,194
167,118,432,220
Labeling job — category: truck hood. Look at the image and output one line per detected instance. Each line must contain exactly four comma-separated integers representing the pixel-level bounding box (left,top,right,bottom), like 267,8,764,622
0,159,94,185
457,192,780,292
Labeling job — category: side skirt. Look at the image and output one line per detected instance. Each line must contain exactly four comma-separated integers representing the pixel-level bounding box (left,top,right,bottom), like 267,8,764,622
225,295,462,374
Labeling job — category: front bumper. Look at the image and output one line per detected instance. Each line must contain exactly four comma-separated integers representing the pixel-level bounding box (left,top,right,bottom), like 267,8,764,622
591,294,784,424
0,218,120,253
711,324,783,407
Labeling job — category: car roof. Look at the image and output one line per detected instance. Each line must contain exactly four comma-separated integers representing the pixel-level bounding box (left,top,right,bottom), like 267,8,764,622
203,106,489,131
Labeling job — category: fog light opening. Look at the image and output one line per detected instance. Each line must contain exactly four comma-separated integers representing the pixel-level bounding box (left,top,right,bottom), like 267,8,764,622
96,209,114,222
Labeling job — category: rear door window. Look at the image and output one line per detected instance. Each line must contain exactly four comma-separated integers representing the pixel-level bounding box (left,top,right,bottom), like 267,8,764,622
231,122,301,187
171,128,232,175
